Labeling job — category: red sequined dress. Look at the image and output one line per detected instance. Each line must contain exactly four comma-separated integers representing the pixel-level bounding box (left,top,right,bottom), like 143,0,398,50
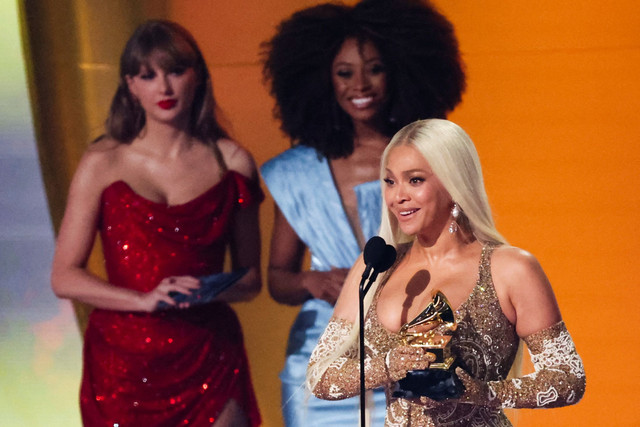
80,171,263,426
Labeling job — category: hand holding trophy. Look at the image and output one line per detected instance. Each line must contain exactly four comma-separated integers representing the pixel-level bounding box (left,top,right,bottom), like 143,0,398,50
391,291,465,401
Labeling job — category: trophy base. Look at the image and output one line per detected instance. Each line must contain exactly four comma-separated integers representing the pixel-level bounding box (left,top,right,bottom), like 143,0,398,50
392,368,465,401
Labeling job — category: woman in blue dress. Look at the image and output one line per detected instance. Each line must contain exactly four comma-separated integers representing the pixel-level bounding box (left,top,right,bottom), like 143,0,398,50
260,1,465,425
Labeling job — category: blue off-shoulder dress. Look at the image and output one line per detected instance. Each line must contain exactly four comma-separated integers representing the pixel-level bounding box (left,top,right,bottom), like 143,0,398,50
261,145,386,427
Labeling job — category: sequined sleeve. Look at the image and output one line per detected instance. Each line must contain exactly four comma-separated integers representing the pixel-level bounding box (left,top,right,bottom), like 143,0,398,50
307,317,392,400
488,321,586,408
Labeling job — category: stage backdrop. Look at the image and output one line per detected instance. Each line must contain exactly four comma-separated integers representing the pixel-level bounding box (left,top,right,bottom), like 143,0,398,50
0,2,83,425
18,0,640,426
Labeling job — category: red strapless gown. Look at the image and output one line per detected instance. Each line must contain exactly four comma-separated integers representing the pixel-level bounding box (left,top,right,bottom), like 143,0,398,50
80,171,262,426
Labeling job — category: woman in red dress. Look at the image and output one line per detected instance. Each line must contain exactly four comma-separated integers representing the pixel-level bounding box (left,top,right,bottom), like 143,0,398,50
51,20,262,426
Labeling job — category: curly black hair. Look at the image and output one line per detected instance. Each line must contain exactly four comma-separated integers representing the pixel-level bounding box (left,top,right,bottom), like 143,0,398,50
262,0,465,159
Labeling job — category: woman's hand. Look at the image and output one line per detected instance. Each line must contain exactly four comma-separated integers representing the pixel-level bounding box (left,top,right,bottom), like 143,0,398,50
138,275,200,312
453,367,497,407
386,345,436,382
301,268,349,305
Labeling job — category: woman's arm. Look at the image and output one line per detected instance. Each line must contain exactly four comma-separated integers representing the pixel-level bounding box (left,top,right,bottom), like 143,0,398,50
307,257,434,400
218,202,262,303
216,140,262,303
51,148,195,312
308,316,434,400
494,246,562,337
267,207,348,306
457,246,586,408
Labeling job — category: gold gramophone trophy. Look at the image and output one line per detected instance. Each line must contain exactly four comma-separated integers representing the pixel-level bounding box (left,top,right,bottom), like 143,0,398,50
391,291,465,400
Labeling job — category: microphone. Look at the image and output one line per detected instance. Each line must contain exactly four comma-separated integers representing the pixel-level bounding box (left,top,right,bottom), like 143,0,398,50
361,236,397,295
362,236,386,280
358,236,397,427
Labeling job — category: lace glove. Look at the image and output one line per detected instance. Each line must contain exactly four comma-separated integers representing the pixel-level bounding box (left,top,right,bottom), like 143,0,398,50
456,321,586,408
307,317,434,400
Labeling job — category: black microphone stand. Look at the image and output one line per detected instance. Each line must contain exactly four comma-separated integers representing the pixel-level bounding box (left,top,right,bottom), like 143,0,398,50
358,269,378,427
358,272,369,427
357,237,396,427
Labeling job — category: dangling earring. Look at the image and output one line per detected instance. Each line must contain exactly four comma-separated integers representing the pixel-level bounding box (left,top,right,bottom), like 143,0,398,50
449,203,460,234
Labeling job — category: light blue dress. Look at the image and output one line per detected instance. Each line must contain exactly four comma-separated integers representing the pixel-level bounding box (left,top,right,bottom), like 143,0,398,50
261,145,387,426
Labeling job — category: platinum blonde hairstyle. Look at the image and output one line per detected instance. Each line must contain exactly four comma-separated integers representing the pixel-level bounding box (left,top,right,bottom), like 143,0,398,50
378,118,506,248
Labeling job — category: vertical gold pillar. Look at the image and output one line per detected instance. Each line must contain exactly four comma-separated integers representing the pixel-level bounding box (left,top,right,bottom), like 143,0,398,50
19,0,169,332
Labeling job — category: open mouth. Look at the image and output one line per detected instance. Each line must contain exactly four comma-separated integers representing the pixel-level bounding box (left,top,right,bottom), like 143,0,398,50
351,97,374,109
399,209,418,217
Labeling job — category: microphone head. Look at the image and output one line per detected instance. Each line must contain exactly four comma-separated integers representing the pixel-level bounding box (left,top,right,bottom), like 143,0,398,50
363,236,397,273
362,237,397,295
378,244,397,273
363,236,386,267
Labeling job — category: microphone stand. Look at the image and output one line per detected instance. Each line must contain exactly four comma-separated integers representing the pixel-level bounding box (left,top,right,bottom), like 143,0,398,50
357,236,396,427
358,269,377,427
359,273,368,427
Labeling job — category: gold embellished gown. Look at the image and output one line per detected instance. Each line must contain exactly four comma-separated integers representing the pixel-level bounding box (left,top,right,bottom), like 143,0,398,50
309,244,585,426
367,244,518,425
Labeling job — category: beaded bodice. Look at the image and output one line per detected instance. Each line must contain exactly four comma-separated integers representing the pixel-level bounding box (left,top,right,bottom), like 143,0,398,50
366,244,519,426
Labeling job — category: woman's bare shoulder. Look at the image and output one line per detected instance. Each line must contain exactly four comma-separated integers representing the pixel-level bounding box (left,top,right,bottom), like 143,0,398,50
490,244,552,297
216,138,257,179
491,245,542,276
74,137,126,189
83,137,125,163
492,245,561,334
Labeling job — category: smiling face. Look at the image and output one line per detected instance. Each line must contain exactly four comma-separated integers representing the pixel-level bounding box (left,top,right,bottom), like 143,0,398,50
331,38,388,126
383,144,453,241
126,50,199,128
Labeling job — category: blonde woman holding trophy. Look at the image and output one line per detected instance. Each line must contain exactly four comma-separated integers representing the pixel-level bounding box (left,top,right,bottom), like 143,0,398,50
307,119,585,426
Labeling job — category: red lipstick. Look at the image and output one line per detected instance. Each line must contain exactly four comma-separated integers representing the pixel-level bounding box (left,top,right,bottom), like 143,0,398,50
158,99,177,110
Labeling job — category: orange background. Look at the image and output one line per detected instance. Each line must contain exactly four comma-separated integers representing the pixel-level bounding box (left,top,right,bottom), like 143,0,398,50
21,0,640,426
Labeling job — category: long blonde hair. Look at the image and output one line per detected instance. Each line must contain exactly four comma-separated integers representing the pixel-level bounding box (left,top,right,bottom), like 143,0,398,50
378,118,506,247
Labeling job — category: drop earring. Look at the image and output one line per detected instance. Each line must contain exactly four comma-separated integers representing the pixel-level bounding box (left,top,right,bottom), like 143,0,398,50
449,203,460,234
